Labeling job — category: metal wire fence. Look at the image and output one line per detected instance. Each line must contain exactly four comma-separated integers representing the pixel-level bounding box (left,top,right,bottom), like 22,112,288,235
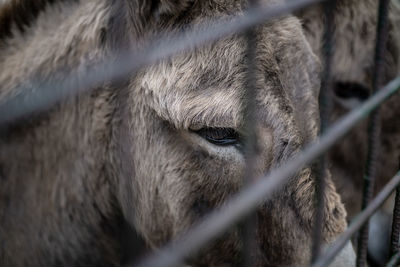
1,0,400,266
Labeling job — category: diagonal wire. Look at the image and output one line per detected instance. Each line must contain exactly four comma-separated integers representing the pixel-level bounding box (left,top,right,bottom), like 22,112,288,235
386,252,400,267
0,0,327,127
312,171,400,267
134,77,400,267
0,1,396,266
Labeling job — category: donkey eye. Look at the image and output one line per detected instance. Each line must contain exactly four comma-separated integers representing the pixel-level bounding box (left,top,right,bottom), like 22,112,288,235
193,127,239,146
334,81,370,101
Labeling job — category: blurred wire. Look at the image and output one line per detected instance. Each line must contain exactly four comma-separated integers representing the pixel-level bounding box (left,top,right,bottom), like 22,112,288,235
135,77,400,267
0,0,326,126
357,0,390,265
313,171,400,267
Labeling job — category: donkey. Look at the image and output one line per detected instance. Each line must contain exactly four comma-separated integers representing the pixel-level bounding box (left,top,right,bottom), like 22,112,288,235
299,0,400,264
299,0,400,218
0,0,355,266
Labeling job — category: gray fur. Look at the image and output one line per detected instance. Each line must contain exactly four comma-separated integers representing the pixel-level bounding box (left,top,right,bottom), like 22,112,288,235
0,0,363,266
299,2,400,264
299,0,400,218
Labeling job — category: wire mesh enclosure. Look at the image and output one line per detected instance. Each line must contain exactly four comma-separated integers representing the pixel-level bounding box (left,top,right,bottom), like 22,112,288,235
0,0,400,266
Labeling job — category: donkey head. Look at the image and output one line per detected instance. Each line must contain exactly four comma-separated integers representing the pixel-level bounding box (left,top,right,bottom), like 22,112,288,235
114,0,352,265
0,0,355,266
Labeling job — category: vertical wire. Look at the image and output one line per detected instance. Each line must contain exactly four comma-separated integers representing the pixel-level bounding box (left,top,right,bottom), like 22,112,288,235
311,0,335,263
356,0,390,266
240,1,258,266
390,159,400,257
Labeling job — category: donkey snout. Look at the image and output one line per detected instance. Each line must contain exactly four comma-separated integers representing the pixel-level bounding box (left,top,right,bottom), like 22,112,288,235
325,241,356,267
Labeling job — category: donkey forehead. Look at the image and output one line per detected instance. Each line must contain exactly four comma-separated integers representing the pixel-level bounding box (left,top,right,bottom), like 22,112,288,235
136,16,312,130
138,37,245,129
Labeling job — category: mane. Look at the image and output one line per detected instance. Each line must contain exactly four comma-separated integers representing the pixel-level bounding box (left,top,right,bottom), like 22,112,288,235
0,0,77,40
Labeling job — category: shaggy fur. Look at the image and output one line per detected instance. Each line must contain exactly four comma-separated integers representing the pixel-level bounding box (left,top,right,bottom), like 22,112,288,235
299,3,400,264
298,0,400,218
0,0,361,266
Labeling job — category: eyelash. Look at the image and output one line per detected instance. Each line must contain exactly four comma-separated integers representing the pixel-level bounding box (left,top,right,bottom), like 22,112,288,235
192,127,240,146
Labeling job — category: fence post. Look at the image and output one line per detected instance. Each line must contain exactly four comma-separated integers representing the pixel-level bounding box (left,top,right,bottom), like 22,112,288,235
356,0,390,266
390,159,400,257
